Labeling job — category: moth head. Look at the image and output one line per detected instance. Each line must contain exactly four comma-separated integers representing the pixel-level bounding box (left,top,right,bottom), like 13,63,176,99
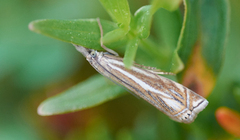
89,50,97,58
86,49,102,63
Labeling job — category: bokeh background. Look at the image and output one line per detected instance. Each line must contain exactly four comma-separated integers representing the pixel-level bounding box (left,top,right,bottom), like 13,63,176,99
1,0,240,139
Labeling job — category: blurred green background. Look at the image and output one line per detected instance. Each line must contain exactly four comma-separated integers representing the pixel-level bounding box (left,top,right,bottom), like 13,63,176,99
0,0,240,139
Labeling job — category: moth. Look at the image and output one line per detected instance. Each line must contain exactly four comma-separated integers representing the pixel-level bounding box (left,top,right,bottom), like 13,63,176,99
73,44,208,123
73,19,208,123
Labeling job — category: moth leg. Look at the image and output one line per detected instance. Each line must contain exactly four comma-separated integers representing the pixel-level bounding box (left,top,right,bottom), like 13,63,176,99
150,71,176,75
97,18,119,56
133,63,175,75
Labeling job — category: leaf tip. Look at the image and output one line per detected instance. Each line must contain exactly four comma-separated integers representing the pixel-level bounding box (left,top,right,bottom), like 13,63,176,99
37,102,53,116
28,21,35,31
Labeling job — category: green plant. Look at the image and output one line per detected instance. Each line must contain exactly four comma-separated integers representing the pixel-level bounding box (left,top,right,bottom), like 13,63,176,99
29,0,239,138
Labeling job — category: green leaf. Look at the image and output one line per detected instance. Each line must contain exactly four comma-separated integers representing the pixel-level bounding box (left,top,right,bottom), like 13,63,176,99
99,0,131,29
102,28,127,44
29,19,126,50
123,37,139,68
200,0,229,75
176,0,229,97
151,0,182,14
99,0,130,45
133,5,152,39
38,74,126,116
176,0,199,66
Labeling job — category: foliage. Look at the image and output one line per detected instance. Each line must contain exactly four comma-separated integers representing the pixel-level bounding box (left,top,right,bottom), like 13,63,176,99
30,0,228,119
2,0,240,139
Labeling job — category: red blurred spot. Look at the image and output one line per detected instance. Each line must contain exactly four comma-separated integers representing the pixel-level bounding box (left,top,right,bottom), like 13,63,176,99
216,107,240,138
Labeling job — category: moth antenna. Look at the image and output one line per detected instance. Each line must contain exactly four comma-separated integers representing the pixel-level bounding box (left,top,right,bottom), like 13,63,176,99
148,71,176,75
97,18,119,56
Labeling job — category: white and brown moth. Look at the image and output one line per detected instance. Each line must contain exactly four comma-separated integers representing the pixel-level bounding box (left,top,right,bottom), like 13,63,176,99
73,19,208,123
73,44,208,123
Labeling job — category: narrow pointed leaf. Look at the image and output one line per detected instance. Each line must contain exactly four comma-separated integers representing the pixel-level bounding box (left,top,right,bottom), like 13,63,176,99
38,74,126,116
29,19,126,50
134,5,152,39
176,0,229,97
